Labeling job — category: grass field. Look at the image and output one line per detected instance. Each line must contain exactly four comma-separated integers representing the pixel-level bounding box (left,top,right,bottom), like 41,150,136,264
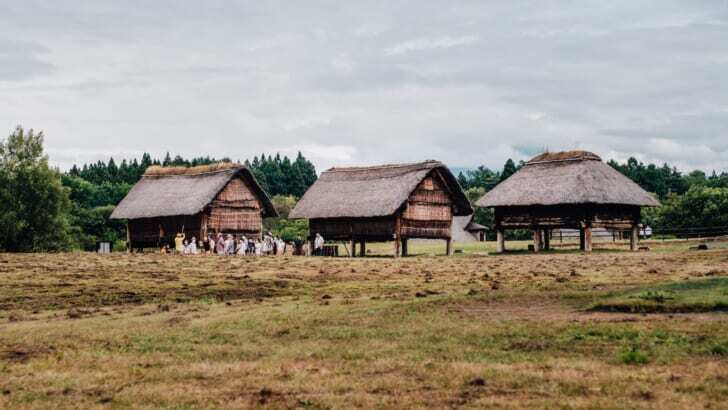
1,241,727,408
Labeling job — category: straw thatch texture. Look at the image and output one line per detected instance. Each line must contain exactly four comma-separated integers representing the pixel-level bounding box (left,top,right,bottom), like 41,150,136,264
289,161,472,219
477,151,660,208
110,165,277,220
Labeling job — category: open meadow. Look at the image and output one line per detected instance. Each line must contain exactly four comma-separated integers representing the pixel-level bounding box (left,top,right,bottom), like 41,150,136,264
1,241,728,409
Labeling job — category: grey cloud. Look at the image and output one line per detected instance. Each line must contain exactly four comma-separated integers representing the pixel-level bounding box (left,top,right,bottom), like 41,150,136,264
0,1,727,172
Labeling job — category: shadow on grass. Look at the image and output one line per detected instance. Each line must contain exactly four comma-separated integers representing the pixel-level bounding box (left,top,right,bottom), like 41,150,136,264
591,277,728,313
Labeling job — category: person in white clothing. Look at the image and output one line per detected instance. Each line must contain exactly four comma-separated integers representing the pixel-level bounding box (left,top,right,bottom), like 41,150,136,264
314,233,324,256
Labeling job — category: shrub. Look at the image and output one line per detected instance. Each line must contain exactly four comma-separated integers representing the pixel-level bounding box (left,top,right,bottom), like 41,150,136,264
710,344,728,356
620,346,649,365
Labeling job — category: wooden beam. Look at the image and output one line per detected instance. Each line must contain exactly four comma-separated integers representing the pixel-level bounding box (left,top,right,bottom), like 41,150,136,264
579,228,586,251
584,225,593,252
394,216,401,258
446,238,453,256
496,228,505,253
359,240,366,257
543,229,551,251
533,229,541,253
350,238,356,258
630,225,639,251
401,238,408,257
126,222,131,253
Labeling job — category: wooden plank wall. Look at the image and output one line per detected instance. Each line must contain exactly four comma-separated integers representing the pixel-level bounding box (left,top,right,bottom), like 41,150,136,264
129,215,202,245
495,204,640,229
310,217,396,241
206,177,264,237
400,174,453,239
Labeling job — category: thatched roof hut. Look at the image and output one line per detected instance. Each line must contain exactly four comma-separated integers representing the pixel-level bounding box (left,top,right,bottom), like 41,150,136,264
478,151,659,208
111,163,277,250
476,151,659,252
290,160,472,257
452,215,487,243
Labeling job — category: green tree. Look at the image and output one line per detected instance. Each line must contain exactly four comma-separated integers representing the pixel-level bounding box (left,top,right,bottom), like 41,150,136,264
500,158,518,182
0,126,72,251
657,186,728,230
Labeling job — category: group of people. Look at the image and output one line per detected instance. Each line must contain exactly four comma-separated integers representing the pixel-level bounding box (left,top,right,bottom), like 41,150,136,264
170,232,288,256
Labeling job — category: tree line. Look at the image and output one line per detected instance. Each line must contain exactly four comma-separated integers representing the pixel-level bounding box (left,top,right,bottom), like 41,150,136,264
0,126,318,251
2,125,727,251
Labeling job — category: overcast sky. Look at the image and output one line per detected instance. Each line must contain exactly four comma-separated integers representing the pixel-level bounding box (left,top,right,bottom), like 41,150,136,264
2,1,727,173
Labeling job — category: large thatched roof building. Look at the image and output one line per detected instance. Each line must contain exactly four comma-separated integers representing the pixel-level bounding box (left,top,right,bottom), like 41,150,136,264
289,160,472,256
476,151,659,252
111,163,277,250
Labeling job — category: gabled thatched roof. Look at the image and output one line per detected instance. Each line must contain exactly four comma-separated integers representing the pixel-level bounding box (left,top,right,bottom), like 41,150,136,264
289,160,472,219
477,151,660,207
110,164,277,220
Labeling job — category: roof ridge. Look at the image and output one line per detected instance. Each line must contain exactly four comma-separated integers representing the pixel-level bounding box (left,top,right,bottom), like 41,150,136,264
143,163,244,177
326,160,442,173
526,150,601,165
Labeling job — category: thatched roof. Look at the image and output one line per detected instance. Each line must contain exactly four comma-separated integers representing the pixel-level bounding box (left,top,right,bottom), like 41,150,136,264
477,151,660,208
110,164,277,219
289,160,472,219
449,215,487,243
465,220,488,232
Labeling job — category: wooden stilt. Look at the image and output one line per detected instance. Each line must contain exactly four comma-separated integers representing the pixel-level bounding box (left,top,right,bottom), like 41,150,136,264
584,226,593,252
579,228,586,251
543,229,551,251
533,229,541,253
359,240,366,257
351,238,356,258
126,223,131,253
401,238,408,257
496,228,505,253
446,238,453,256
394,217,401,258
630,225,639,251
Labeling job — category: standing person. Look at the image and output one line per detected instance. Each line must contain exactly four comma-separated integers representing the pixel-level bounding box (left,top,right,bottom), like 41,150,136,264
236,236,246,256
175,233,186,254
202,236,210,254
314,233,324,256
225,235,235,255
207,235,215,255
189,237,198,254
216,233,225,255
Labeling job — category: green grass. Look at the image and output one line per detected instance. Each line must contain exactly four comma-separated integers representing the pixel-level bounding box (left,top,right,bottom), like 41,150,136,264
592,277,728,313
1,249,728,408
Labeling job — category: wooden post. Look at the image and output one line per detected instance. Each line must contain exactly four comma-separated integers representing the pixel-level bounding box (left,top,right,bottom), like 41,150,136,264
359,240,366,257
350,238,356,258
578,228,585,251
630,225,639,251
126,222,131,253
394,217,401,258
401,238,408,257
496,228,505,253
310,237,316,257
543,229,551,251
533,229,541,253
446,238,453,256
584,226,593,252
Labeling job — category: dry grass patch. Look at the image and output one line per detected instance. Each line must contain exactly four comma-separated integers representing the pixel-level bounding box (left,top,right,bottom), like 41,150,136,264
1,246,728,408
